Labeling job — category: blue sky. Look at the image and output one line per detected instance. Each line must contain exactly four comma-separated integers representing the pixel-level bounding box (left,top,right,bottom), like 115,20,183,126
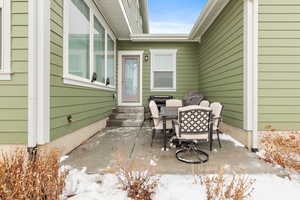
148,0,207,34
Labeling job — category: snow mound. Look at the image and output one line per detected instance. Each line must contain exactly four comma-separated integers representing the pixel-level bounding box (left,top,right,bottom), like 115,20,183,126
62,166,300,200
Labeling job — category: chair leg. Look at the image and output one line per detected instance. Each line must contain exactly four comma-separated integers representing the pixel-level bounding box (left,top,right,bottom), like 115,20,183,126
217,130,222,148
209,128,213,151
151,129,156,147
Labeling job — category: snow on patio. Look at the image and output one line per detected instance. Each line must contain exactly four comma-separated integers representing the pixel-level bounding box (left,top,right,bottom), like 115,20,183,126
62,166,300,200
62,131,300,199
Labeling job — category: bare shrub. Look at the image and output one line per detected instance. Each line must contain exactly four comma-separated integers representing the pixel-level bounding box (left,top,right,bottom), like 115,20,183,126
0,149,68,200
199,170,255,200
116,157,160,200
259,126,300,172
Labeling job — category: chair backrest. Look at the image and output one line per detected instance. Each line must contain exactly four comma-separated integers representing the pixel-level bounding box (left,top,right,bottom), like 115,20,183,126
149,100,159,118
178,105,212,136
166,99,183,107
183,92,204,106
199,100,210,107
210,102,224,130
149,100,159,126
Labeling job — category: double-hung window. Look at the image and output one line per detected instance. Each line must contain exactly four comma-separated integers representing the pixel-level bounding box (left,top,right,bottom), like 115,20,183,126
64,0,116,89
150,49,177,91
0,0,11,80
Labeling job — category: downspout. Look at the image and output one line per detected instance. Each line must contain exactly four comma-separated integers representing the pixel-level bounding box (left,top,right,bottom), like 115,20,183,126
243,0,258,151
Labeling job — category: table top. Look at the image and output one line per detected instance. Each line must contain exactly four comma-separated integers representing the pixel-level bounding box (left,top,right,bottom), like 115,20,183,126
160,106,179,119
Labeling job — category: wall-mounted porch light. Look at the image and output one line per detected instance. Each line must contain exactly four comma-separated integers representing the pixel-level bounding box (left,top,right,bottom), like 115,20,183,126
144,54,149,62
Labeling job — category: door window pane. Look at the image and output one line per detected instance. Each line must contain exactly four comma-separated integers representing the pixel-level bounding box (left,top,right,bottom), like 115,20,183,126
153,71,173,88
107,34,115,86
68,0,90,79
94,16,105,83
122,57,139,102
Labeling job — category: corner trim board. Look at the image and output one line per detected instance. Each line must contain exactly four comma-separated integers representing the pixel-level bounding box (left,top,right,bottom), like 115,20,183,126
28,0,51,147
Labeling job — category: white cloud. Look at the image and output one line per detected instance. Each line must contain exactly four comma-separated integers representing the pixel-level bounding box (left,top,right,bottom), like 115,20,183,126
150,22,193,34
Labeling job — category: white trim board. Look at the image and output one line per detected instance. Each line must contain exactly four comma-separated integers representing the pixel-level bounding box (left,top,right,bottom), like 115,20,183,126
0,0,11,80
130,34,197,42
28,0,50,147
118,0,132,34
243,0,258,148
118,51,144,106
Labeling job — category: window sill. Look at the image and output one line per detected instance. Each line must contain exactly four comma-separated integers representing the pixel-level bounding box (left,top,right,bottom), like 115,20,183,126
0,72,12,80
63,76,116,91
151,88,176,92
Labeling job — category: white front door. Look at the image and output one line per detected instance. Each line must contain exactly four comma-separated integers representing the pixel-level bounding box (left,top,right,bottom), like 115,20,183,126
118,51,143,106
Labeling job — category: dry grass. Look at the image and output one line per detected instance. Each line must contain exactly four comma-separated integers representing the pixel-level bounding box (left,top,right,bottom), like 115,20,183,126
0,149,68,200
259,126,300,172
199,170,255,200
116,157,160,200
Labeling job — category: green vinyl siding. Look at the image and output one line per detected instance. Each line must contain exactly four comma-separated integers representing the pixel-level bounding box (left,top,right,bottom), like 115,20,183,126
50,0,115,141
258,0,300,130
198,0,244,129
0,0,28,144
117,41,199,105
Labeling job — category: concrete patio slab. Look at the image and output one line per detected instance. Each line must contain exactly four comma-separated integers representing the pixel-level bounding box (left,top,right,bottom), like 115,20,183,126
64,127,283,175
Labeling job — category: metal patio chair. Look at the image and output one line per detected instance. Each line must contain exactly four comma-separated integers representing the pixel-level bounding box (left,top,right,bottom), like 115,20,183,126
199,100,210,107
166,99,183,107
149,100,172,147
210,102,224,148
173,105,213,164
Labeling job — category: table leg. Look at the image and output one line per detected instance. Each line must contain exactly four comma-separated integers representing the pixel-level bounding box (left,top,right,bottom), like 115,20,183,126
163,117,167,151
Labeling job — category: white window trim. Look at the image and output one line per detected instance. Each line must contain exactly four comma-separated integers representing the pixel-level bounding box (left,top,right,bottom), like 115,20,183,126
243,0,258,148
0,0,11,80
63,0,116,91
150,49,177,92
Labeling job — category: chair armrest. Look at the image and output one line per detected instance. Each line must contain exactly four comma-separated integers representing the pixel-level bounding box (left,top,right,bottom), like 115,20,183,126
172,120,178,130
172,120,179,125
151,116,160,120
212,117,223,123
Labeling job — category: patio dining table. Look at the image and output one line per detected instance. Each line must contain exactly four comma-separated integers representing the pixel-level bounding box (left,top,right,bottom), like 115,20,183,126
160,106,179,151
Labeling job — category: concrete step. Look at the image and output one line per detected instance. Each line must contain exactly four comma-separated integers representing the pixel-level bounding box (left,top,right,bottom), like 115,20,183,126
112,106,144,113
107,106,145,127
109,112,144,120
107,119,144,127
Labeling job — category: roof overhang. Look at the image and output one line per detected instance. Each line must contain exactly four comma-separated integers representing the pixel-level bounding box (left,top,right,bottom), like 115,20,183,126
93,0,132,38
129,34,198,42
189,0,230,41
